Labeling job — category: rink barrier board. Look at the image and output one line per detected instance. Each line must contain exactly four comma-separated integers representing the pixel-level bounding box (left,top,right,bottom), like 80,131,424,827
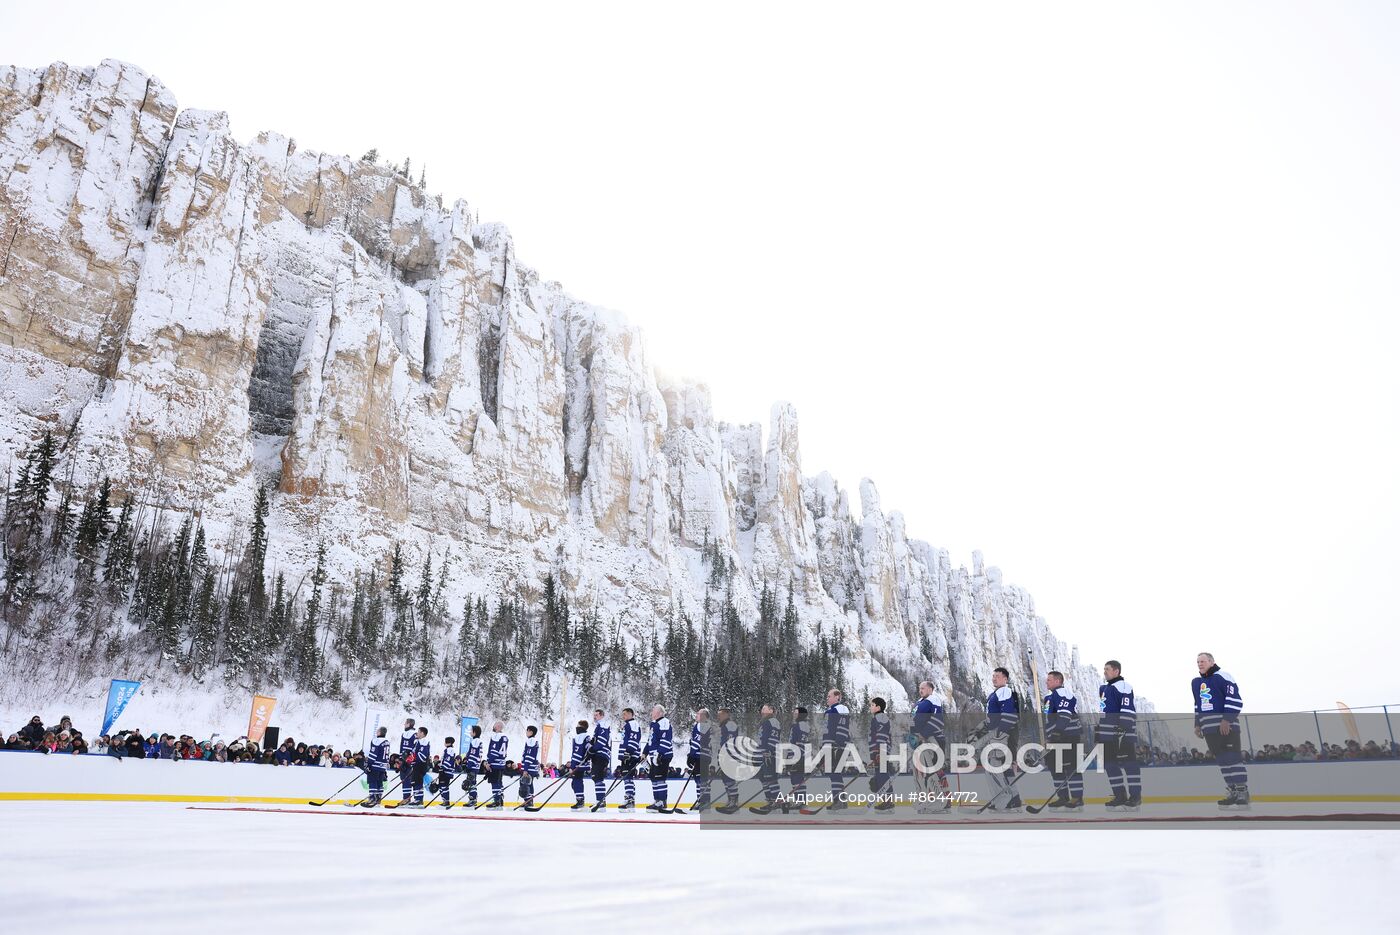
5,791,1400,806
2,752,1397,809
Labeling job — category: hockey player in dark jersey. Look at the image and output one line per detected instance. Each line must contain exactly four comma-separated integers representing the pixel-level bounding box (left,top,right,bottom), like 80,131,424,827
912,680,951,814
804,688,850,814
433,736,458,807
589,709,612,810
569,720,591,810
749,704,783,815
461,724,484,807
786,706,811,812
410,727,431,807
520,725,541,808
397,718,417,807
645,705,674,812
715,707,741,813
485,721,508,809
363,726,390,807
1043,670,1084,811
688,708,714,811
1098,660,1141,811
618,708,643,811
975,667,1022,812
868,697,894,811
1194,652,1249,810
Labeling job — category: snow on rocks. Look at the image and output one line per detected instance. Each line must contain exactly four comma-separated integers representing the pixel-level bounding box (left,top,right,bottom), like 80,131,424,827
0,59,1101,712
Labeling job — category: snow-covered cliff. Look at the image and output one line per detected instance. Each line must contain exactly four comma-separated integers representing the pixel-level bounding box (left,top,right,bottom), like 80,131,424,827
0,59,1099,714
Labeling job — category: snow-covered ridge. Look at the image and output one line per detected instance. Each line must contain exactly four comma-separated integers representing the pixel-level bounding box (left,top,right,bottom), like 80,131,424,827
0,59,1100,711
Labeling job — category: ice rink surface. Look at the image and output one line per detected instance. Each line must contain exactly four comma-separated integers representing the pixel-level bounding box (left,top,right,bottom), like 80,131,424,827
4,802,1397,934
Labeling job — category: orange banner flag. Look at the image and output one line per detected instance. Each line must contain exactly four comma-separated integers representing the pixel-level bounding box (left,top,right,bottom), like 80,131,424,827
540,724,555,767
247,694,277,744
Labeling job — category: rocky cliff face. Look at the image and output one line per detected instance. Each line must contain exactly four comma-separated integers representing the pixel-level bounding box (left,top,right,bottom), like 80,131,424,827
0,60,1099,710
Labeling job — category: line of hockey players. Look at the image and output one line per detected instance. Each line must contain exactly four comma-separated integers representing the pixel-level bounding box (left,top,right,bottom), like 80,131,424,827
358,652,1248,813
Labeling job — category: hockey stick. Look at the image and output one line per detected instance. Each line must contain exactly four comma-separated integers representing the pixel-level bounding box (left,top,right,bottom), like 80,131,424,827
514,774,565,811
663,772,695,814
801,772,865,816
523,771,578,812
308,768,369,807
1024,772,1078,815
590,776,623,811
473,774,521,809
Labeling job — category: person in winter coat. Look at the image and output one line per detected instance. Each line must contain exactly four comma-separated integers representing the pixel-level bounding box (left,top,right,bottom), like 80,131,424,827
125,732,146,758
18,716,45,748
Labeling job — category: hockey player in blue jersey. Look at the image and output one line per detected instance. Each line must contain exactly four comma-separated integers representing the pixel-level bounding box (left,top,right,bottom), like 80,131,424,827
786,706,811,812
868,697,894,811
1097,660,1141,811
1043,669,1084,811
569,719,592,810
618,708,643,811
363,726,390,807
803,688,850,815
714,707,742,813
589,709,612,810
485,721,508,809
974,667,1022,812
410,727,431,807
432,735,458,807
520,725,541,809
398,718,417,807
461,724,484,807
645,704,674,812
749,704,783,815
688,708,714,811
912,680,951,814
1194,652,1249,810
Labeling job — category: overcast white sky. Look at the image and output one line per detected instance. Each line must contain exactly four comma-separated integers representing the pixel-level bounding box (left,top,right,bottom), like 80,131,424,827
5,2,1398,712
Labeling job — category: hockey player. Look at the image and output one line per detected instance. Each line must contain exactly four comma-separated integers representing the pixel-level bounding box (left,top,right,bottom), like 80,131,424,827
433,736,458,807
569,719,592,810
485,721,508,809
411,727,431,807
461,724,484,807
688,708,714,811
868,697,894,811
520,726,541,808
749,704,783,814
589,709,612,810
645,704,674,812
715,708,741,813
1194,652,1249,810
975,667,1022,812
618,708,642,811
363,726,390,807
787,706,811,811
398,718,417,807
1098,660,1141,811
1043,670,1084,811
806,688,850,814
912,680,951,814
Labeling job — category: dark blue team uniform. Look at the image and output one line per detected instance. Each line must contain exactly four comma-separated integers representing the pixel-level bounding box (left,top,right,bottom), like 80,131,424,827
1194,665,1247,799
1097,676,1140,806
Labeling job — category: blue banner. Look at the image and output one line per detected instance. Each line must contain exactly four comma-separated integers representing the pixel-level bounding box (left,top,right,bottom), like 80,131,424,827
459,716,479,752
101,679,141,736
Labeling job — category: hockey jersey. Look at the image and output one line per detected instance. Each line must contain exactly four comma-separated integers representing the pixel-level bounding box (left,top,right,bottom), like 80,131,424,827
366,737,390,771
912,695,946,746
591,721,612,761
463,737,483,771
620,719,642,758
1193,666,1243,730
1097,678,1137,740
1043,688,1082,740
986,686,1019,735
647,717,674,758
521,738,540,774
487,732,508,769
439,746,458,777
690,721,712,759
869,711,892,755
570,732,591,770
823,703,851,746
758,717,782,754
